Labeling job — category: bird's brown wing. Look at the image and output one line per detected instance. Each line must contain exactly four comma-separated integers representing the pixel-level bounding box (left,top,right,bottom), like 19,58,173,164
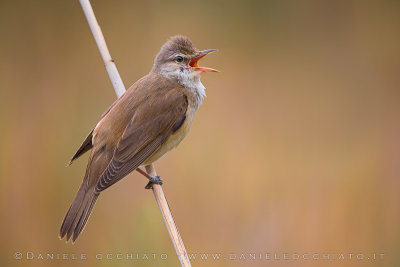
95,88,188,192
68,100,118,165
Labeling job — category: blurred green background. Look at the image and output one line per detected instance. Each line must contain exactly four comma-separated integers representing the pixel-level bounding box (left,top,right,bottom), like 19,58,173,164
1,0,399,266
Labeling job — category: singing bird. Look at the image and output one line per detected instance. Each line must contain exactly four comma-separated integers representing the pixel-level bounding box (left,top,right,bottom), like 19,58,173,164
59,35,218,242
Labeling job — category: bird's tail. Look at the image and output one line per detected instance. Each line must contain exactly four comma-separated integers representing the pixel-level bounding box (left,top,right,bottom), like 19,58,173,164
59,182,99,243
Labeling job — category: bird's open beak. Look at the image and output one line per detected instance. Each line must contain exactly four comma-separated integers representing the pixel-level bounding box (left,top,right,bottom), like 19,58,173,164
189,49,219,72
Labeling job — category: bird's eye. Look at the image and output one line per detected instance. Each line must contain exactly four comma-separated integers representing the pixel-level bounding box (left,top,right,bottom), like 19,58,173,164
175,56,184,63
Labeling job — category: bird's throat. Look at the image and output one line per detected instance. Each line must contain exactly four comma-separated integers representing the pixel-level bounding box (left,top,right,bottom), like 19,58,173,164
160,68,206,108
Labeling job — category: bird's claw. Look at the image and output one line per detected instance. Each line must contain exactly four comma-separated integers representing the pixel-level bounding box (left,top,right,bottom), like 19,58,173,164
145,175,163,189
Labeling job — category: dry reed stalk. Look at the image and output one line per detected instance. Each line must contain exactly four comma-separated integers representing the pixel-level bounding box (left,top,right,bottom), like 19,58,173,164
78,1,192,266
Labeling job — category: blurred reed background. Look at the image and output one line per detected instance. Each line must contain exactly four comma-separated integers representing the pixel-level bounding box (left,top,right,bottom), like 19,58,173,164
0,0,399,266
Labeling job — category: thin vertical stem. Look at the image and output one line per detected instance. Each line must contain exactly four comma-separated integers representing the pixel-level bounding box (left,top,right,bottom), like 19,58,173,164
79,0,125,98
78,1,191,266
145,165,191,266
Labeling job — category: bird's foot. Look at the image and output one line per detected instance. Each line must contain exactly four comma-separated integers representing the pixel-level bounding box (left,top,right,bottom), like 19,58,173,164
145,175,163,189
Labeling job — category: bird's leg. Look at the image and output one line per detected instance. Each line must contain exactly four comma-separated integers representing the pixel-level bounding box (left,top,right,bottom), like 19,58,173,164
135,168,163,189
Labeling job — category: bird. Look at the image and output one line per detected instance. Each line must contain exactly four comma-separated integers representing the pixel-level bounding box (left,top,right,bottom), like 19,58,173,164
59,35,218,243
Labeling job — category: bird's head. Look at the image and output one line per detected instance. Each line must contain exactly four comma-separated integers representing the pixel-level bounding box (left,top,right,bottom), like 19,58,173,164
152,35,218,81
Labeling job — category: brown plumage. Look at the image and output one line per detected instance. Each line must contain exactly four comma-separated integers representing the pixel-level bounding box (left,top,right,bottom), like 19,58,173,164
60,35,218,242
